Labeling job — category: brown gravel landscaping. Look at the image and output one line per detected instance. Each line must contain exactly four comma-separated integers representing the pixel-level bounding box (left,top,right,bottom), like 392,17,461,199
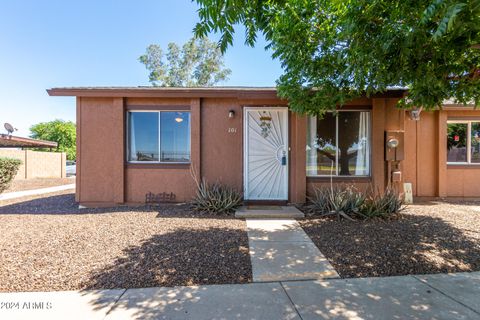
0,191,251,292
6,177,75,192
300,201,480,278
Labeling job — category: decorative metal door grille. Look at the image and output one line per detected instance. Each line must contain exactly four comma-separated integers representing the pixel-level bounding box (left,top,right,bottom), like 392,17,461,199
244,108,288,200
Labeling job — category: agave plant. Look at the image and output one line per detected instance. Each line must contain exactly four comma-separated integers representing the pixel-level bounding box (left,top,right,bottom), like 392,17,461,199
190,165,242,214
307,185,365,221
360,187,405,218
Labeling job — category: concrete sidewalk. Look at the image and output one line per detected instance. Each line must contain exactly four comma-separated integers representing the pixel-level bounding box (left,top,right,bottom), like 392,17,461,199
1,272,479,320
0,184,75,201
246,219,339,282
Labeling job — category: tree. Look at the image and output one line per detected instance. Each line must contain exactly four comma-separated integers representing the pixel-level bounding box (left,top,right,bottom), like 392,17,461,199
194,0,480,115
30,120,76,160
139,37,231,86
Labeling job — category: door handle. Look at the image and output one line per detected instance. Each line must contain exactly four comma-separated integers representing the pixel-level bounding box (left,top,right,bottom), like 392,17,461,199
281,151,287,166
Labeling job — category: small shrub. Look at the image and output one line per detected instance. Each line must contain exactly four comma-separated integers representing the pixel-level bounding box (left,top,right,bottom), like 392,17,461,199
306,186,332,214
191,179,243,214
307,185,404,220
0,157,22,194
361,187,404,218
307,185,365,220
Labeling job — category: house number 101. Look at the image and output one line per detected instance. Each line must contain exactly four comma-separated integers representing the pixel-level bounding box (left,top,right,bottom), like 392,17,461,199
228,128,237,133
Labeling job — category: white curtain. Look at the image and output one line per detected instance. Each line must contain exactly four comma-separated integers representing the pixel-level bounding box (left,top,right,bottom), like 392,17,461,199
355,112,370,176
306,116,318,175
130,114,137,161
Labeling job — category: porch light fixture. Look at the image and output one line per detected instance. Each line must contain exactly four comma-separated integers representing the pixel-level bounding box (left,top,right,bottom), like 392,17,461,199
229,110,235,118
408,107,423,121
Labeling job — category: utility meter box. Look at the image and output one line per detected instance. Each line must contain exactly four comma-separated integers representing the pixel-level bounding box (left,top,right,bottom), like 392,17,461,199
385,130,405,161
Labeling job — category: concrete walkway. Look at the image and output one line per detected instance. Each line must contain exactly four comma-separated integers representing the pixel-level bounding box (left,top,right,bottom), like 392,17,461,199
0,184,75,201
1,272,479,319
246,219,339,282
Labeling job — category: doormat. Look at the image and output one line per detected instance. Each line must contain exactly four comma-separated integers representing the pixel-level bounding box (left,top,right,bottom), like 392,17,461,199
246,206,283,210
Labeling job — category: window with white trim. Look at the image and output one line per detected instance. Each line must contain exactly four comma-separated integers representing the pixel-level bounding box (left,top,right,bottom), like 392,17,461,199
447,121,480,164
306,111,371,176
127,111,191,163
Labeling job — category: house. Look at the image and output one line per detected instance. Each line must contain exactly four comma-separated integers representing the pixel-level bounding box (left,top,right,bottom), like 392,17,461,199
47,87,480,207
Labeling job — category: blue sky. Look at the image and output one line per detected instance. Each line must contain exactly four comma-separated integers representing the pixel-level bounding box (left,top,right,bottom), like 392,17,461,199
0,0,282,137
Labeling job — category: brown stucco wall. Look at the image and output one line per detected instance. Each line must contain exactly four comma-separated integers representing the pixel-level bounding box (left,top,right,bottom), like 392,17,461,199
200,98,244,191
76,97,124,205
444,109,480,197
81,92,480,205
403,108,480,198
76,94,412,206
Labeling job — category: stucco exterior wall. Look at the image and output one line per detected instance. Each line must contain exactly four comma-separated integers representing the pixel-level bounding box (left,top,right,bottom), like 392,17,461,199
403,108,480,198
76,97,124,205
75,95,408,206
200,98,244,191
445,109,480,197
76,92,480,206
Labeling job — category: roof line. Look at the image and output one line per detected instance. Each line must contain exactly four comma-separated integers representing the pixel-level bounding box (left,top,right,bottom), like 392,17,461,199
47,86,407,99
0,134,58,148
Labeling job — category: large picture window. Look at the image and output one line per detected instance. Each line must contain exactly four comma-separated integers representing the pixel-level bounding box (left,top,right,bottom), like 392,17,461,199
127,111,190,163
447,121,480,164
307,111,371,176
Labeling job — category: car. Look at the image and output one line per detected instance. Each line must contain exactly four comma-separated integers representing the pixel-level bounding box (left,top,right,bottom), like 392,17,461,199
66,160,76,176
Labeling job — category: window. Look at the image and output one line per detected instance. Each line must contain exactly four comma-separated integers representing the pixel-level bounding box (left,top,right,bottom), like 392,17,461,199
447,121,480,164
306,111,371,176
127,111,190,163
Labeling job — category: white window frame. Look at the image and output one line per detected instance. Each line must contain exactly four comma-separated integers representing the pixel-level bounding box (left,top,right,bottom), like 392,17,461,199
447,120,480,165
127,110,191,164
307,110,372,177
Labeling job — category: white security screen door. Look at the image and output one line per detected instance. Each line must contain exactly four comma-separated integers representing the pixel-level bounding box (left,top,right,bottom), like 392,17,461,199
244,107,289,200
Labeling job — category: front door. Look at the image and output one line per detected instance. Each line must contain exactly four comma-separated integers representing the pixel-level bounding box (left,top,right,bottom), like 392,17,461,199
244,107,289,200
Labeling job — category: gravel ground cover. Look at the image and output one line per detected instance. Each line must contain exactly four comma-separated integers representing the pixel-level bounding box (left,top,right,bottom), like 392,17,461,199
6,177,75,192
300,201,480,278
0,191,251,292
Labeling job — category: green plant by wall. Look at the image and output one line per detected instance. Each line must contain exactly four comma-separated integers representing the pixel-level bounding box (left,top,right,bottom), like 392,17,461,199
190,166,242,214
0,157,22,194
361,187,405,219
191,179,243,214
307,185,404,220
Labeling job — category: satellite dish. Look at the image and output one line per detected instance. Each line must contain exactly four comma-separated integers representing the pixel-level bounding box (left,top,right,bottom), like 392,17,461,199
4,123,17,135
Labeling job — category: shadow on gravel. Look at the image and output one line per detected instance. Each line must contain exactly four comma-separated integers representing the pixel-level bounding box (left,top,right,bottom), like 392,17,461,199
0,193,237,218
300,214,480,278
80,227,252,318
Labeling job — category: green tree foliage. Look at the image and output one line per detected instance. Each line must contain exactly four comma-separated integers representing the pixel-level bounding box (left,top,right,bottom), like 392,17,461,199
0,157,22,193
194,0,480,115
139,37,231,86
30,120,76,160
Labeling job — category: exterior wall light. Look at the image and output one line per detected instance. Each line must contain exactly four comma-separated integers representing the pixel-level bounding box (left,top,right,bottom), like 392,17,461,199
408,107,423,121
229,110,235,118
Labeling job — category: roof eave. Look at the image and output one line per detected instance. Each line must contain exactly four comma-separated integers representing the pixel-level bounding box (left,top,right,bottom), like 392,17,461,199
47,87,407,99
0,134,58,148
46,87,281,99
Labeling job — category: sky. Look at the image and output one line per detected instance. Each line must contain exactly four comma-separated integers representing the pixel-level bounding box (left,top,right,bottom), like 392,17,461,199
0,0,282,137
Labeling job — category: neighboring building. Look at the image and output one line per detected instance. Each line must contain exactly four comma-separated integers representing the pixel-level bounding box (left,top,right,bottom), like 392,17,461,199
47,87,479,207
0,135,67,180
